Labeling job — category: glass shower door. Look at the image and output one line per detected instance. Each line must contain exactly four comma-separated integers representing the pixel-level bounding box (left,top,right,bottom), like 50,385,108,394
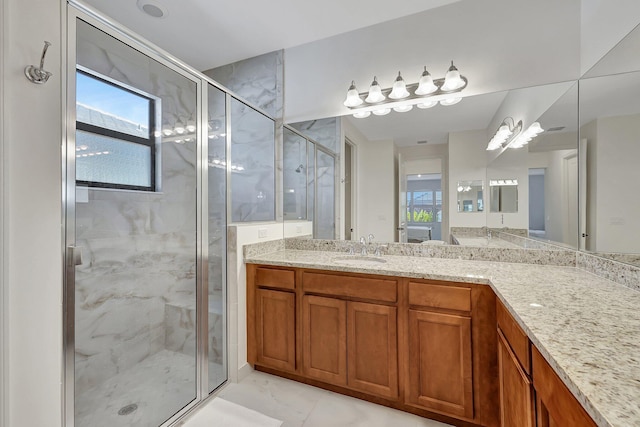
71,19,199,426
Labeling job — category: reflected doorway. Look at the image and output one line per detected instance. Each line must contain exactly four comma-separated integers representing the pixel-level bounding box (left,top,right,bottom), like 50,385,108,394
405,173,443,242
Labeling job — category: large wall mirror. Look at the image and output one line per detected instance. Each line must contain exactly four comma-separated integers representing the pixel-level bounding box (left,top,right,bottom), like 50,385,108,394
578,23,640,267
282,24,640,268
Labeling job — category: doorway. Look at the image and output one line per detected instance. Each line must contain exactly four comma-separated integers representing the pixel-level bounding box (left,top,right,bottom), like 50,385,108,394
529,168,546,238
406,174,443,242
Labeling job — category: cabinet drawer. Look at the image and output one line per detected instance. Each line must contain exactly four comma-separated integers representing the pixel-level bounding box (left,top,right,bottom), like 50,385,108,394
302,272,397,303
408,281,471,312
256,267,295,290
496,299,530,375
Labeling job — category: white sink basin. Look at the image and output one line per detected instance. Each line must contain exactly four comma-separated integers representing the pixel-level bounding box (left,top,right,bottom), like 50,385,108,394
333,255,388,265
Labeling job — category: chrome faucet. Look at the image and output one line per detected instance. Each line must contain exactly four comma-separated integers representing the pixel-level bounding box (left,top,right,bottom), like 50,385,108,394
359,236,368,256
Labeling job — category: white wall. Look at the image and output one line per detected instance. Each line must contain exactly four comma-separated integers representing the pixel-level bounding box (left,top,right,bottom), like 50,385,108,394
227,222,283,382
448,130,488,228
2,0,63,426
580,0,640,75
585,114,640,253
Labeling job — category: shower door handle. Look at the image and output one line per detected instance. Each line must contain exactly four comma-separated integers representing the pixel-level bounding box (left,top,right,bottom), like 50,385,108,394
68,245,83,267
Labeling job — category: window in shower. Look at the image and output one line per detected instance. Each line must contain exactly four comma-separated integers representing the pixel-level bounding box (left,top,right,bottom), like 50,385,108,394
76,68,158,191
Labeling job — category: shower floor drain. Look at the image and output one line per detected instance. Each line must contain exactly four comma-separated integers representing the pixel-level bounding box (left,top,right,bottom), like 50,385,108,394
118,403,138,416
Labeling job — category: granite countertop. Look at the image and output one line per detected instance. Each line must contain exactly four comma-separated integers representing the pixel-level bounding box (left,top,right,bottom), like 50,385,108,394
245,249,640,427
453,236,524,249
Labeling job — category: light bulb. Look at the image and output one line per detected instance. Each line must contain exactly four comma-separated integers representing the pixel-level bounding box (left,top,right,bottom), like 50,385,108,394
417,100,438,109
372,108,391,116
353,111,371,119
457,185,464,192
153,130,162,138
174,122,185,134
162,125,173,136
388,72,410,100
442,61,465,91
440,96,462,106
415,67,438,95
186,120,196,133
365,77,386,103
343,81,364,107
528,122,544,134
393,105,413,113
237,166,245,171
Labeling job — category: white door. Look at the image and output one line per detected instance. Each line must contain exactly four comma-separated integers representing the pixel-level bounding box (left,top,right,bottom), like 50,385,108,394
579,138,588,250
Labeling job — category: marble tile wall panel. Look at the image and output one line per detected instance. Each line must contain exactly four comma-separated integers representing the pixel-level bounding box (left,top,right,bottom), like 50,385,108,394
162,297,224,360
577,251,640,292
290,117,341,154
204,50,283,119
75,140,198,394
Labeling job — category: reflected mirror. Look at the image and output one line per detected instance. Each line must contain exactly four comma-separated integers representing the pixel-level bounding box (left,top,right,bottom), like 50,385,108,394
456,180,484,212
489,179,518,213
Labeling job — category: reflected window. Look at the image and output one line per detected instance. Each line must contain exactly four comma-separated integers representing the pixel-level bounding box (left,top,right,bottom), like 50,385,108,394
76,69,157,191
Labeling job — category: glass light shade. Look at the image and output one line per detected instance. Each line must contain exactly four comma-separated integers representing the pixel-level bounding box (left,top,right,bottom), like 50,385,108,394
528,122,544,134
343,81,364,107
174,122,185,134
388,72,410,100
393,104,413,113
415,67,438,95
186,120,196,133
442,61,465,91
353,111,371,118
365,77,386,103
153,130,162,138
417,100,438,109
440,96,462,106
162,125,173,136
372,108,391,116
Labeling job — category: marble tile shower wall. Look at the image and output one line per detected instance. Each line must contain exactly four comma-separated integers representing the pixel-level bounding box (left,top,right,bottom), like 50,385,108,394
74,141,198,395
203,50,284,119
290,117,342,154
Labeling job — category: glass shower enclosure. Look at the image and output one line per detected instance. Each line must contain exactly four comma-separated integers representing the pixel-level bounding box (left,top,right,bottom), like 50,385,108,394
63,4,273,425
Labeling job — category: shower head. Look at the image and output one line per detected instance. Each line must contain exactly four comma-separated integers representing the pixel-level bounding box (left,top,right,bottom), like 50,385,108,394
295,164,304,173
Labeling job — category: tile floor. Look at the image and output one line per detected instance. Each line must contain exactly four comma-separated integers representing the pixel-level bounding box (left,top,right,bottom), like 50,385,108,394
75,350,226,427
182,370,453,427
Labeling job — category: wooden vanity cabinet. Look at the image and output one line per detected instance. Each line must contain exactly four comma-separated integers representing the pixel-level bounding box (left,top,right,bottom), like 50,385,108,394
247,265,297,372
497,300,597,427
406,281,474,419
497,300,535,427
532,347,597,427
247,265,498,427
302,272,399,399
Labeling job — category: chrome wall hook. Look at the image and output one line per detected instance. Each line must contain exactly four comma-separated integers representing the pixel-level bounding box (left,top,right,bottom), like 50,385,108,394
25,41,53,84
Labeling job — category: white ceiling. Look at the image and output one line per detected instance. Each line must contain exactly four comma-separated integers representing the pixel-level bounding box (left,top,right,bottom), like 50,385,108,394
82,0,461,71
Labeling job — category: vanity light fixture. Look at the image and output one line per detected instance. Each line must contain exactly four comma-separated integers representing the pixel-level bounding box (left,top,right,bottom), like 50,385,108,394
509,122,544,149
487,117,523,151
344,61,468,118
490,179,518,186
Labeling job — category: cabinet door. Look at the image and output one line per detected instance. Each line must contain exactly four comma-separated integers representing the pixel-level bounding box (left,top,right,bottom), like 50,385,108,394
532,347,597,427
347,302,398,399
256,289,296,371
302,295,347,385
407,309,474,419
498,330,535,427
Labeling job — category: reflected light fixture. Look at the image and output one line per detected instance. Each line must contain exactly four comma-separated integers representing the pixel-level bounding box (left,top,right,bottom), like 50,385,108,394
344,61,468,118
509,122,544,149
487,117,522,151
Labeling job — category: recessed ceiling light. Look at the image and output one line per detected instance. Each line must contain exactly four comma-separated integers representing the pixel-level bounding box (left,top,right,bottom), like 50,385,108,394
137,0,167,18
